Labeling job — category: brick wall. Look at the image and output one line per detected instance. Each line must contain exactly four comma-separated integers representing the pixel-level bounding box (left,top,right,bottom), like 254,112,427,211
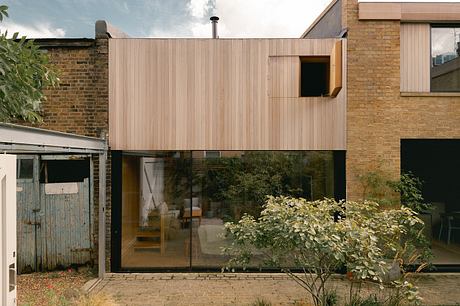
38,41,105,137
34,38,111,270
343,0,460,200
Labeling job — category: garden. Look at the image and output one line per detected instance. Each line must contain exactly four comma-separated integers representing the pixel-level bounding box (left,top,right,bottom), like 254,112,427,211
223,171,434,306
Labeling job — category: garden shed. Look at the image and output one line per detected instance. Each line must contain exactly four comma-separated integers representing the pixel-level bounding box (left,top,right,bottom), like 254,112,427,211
0,123,107,277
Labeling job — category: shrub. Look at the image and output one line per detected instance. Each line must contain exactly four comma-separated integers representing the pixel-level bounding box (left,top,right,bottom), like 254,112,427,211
0,6,59,122
359,170,433,267
224,197,425,306
251,298,272,306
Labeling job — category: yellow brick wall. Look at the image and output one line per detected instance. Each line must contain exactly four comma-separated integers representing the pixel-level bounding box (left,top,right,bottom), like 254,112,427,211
343,0,460,200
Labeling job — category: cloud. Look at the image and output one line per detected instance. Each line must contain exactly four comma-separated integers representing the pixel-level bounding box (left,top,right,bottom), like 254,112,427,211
188,0,214,19
0,21,66,38
149,0,331,38
214,0,331,38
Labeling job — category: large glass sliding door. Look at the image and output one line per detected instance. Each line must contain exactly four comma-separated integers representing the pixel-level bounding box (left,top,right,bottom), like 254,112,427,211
191,151,336,268
401,140,460,266
118,151,341,270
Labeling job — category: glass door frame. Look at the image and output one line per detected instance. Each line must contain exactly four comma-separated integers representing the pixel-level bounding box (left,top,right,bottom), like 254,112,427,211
110,150,347,272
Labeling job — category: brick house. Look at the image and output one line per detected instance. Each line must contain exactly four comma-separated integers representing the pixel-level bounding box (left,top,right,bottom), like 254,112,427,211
16,0,460,273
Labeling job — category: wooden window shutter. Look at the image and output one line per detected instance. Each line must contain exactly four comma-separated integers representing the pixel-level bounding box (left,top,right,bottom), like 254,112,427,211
329,40,342,97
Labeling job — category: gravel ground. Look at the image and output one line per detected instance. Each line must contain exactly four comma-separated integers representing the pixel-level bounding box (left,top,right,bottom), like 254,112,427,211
17,269,95,306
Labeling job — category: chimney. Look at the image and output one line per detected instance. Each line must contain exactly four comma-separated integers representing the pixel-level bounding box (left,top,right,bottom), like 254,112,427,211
210,16,219,39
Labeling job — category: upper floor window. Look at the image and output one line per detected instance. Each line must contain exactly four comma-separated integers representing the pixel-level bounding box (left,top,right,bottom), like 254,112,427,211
431,26,460,92
300,57,330,97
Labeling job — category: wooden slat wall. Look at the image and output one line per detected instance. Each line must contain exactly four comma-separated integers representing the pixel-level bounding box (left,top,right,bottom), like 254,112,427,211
268,56,300,98
359,2,402,20
109,38,346,151
400,23,430,93
359,2,460,21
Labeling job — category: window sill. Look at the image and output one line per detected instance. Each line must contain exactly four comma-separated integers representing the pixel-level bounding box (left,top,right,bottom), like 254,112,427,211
401,92,460,97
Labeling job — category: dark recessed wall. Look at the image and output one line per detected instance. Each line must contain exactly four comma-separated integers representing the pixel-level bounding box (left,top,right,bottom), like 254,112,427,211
401,139,460,210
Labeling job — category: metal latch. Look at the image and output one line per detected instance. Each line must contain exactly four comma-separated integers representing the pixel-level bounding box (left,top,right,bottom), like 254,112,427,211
9,263,16,292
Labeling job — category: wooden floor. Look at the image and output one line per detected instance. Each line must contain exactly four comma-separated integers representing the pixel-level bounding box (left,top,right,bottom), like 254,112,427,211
121,222,460,268
432,239,460,265
121,218,259,269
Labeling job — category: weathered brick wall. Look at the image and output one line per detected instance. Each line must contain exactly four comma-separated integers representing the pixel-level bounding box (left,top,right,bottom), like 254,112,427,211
343,0,460,200
34,39,111,270
93,38,112,272
39,42,104,137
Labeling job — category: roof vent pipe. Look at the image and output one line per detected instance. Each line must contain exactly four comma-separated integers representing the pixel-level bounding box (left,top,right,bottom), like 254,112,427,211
210,16,219,39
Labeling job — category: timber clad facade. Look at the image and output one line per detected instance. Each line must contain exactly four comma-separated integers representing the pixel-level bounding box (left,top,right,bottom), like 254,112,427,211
15,0,460,272
108,38,346,151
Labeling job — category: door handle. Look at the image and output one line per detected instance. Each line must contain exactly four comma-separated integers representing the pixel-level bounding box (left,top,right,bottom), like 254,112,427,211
9,263,16,292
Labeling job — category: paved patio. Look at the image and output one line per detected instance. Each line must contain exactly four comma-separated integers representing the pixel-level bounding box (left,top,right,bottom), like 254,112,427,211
90,273,460,305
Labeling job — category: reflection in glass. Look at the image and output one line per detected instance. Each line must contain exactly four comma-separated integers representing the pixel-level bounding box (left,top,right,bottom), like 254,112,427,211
120,151,336,269
431,27,460,92
192,151,335,268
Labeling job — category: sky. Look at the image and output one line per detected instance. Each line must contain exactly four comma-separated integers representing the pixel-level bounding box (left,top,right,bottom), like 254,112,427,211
0,0,334,39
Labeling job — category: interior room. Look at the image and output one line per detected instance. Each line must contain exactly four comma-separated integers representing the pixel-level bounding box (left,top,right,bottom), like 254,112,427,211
118,151,342,270
401,139,460,265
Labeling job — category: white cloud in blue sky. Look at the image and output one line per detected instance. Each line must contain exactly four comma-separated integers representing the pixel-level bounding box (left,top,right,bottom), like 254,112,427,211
2,0,458,38
0,0,337,38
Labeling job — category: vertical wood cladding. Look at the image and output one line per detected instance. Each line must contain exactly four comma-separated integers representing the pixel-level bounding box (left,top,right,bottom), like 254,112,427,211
400,23,430,92
109,38,346,151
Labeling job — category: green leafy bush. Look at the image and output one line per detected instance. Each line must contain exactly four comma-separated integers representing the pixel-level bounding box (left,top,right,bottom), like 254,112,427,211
203,151,331,221
0,5,59,122
389,172,431,214
224,197,425,306
358,171,433,265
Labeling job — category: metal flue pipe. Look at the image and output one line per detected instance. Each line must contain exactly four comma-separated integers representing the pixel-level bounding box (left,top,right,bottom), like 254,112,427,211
210,16,219,39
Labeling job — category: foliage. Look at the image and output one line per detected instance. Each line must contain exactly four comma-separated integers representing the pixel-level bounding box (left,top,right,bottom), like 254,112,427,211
358,170,431,213
345,281,422,306
224,197,425,306
323,290,338,306
358,170,433,265
0,5,59,122
251,298,273,306
345,294,382,306
388,172,431,213
204,152,328,220
357,170,398,207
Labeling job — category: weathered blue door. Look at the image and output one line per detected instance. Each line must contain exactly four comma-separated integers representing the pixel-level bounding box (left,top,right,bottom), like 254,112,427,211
16,156,39,273
16,156,91,273
40,179,91,270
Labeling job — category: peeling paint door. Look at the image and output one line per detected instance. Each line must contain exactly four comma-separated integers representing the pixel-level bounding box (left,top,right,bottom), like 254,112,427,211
16,156,39,273
16,156,91,272
40,179,91,270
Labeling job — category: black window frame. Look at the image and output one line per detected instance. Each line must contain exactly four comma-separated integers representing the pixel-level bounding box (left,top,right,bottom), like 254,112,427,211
110,150,346,273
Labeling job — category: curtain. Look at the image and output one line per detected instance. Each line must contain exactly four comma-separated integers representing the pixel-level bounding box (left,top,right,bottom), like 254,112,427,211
139,157,164,226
